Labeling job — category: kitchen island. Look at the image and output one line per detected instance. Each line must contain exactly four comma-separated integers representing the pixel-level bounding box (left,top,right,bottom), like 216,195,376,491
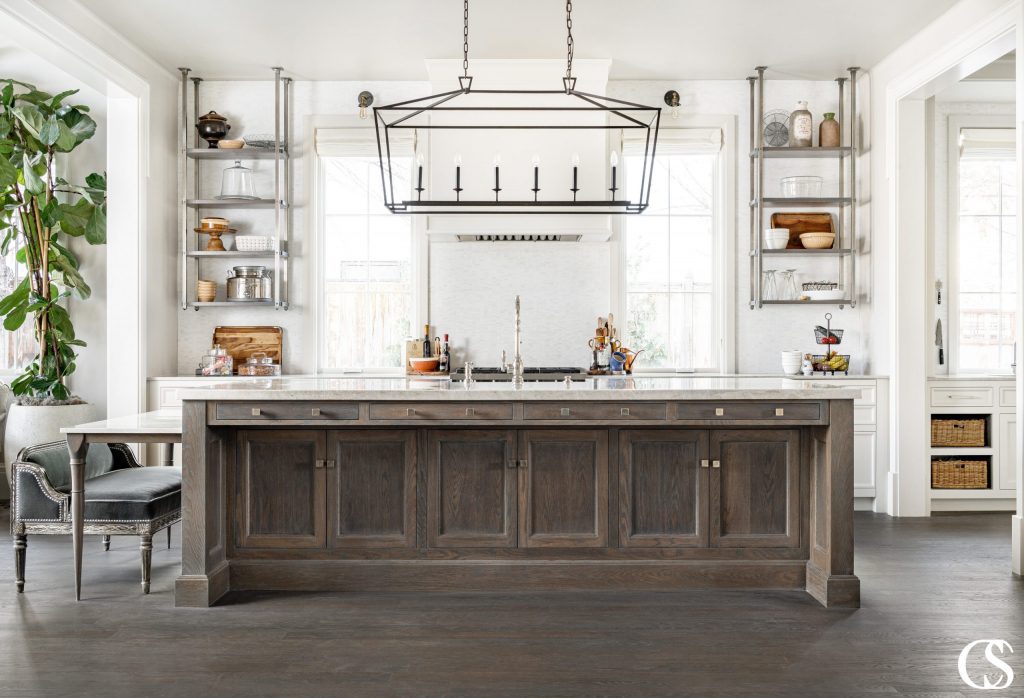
174,376,860,608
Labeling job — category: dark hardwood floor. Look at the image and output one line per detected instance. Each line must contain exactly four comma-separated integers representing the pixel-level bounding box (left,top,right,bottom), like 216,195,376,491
1,505,1022,696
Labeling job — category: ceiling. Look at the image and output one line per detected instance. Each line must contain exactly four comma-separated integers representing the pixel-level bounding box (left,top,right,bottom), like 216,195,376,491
78,0,963,81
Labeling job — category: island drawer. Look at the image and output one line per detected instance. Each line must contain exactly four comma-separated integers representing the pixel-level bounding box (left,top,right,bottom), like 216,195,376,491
523,402,667,421
368,402,513,421
214,402,359,422
674,402,822,422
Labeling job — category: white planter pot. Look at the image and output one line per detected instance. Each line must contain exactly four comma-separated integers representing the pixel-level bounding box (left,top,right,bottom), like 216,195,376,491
4,402,99,490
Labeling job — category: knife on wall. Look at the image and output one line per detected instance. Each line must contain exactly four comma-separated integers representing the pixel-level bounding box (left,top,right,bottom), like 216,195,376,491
935,319,944,365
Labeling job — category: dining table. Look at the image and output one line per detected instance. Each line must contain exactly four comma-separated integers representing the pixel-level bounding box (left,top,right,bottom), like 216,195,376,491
60,409,183,600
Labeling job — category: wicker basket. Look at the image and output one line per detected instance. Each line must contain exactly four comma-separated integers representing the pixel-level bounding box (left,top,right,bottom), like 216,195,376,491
931,416,986,447
931,458,989,489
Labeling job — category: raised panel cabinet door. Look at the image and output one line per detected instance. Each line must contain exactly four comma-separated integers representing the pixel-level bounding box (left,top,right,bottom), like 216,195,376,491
998,414,1017,491
426,430,517,548
520,430,609,548
619,430,709,547
709,429,800,549
327,430,416,549
235,430,327,549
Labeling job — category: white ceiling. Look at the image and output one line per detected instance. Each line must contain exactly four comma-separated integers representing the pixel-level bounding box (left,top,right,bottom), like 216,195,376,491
78,0,963,81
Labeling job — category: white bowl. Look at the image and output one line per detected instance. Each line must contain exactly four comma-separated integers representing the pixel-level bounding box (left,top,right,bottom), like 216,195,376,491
764,228,790,250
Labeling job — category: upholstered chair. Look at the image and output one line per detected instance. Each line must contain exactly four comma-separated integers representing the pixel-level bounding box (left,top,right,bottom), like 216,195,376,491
11,441,181,594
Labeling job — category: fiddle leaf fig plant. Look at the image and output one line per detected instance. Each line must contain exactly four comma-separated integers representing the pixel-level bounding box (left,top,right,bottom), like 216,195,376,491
0,79,106,401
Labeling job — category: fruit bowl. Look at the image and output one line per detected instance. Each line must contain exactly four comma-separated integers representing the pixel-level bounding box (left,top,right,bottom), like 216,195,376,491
811,352,850,374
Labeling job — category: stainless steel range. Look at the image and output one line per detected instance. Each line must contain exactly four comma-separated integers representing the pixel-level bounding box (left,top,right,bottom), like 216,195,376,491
451,367,587,382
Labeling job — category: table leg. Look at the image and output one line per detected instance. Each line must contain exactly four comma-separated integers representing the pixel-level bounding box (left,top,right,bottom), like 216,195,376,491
67,433,88,601
160,442,174,467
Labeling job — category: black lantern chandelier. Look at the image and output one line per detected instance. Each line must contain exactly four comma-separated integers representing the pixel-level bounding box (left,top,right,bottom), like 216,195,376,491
373,0,661,214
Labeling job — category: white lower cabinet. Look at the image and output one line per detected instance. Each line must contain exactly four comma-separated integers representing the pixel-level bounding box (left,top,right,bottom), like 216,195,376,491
853,430,877,494
999,413,1017,492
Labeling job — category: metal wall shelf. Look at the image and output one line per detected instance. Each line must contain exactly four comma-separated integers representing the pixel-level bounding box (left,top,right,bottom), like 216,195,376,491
186,148,288,160
179,67,292,311
748,66,860,309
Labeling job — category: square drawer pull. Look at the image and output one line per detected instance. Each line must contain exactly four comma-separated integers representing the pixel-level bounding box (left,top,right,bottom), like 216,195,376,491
715,408,724,416
251,408,261,417
465,407,475,417
701,459,710,468
712,460,721,469
775,408,785,416
620,407,630,416
311,408,321,417
560,408,572,417
315,459,325,469
406,407,416,417
325,459,335,469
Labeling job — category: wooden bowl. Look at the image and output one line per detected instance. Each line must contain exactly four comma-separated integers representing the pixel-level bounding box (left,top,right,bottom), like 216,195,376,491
799,232,836,249
408,357,440,372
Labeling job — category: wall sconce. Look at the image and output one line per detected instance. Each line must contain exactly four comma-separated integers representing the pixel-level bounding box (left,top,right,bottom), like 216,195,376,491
358,91,374,119
664,90,680,119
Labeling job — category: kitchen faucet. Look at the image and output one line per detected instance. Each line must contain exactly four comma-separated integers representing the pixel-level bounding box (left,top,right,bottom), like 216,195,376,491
511,295,524,388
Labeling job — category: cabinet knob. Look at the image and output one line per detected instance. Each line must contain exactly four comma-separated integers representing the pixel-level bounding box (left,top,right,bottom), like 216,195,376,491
507,460,518,469
700,459,710,468
712,460,721,469
325,459,336,469
775,407,785,416
311,407,321,417
560,407,572,417
315,459,325,469
406,407,416,416
465,407,475,417
620,407,631,416
715,407,724,416
519,459,528,469
251,408,261,417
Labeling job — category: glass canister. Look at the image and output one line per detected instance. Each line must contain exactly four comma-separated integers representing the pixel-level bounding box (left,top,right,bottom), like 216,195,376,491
788,101,813,147
237,352,281,377
218,160,258,199
199,344,233,376
819,112,840,147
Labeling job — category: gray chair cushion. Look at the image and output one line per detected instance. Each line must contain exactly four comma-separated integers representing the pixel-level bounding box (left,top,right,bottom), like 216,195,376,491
79,466,182,523
23,443,116,491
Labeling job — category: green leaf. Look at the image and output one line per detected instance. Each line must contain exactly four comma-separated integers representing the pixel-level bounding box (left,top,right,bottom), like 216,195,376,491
65,338,86,347
54,121,76,152
3,302,26,331
0,276,28,316
12,105,43,139
51,382,69,401
38,116,59,146
0,154,17,187
1,83,13,107
84,204,105,245
58,198,92,236
41,197,60,228
0,116,10,138
85,172,106,191
49,89,78,108
57,107,95,145
21,153,43,195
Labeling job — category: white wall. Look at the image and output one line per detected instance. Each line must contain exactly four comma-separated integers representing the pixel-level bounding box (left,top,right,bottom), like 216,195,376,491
176,75,872,375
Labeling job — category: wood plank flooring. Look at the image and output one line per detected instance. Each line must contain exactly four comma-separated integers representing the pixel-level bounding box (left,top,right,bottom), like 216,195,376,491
1,506,1022,696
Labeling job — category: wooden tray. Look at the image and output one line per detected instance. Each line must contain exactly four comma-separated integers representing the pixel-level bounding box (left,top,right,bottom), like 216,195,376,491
213,326,283,374
770,212,833,249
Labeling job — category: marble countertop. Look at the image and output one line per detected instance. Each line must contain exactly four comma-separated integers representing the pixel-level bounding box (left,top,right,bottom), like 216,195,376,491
61,409,182,435
177,376,861,401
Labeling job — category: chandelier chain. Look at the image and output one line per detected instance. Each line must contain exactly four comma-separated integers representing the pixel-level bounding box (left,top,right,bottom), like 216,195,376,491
565,0,574,80
463,0,470,77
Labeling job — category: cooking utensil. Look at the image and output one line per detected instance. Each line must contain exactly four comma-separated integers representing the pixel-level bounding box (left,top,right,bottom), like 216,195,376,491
213,326,283,372
936,319,944,365
770,212,833,249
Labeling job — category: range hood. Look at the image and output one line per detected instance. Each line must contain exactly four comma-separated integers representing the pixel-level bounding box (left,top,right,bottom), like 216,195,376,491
422,59,614,242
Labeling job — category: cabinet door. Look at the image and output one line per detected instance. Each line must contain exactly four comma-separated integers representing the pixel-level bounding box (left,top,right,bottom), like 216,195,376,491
519,430,609,548
426,430,517,548
853,430,877,495
619,430,708,547
235,430,326,549
327,430,416,549
710,429,800,548
999,413,1018,492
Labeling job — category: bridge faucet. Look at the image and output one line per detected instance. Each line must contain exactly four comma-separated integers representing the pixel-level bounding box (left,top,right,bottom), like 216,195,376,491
512,295,524,389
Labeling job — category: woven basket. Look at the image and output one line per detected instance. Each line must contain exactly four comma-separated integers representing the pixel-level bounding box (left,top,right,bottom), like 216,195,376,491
931,417,986,447
931,459,989,489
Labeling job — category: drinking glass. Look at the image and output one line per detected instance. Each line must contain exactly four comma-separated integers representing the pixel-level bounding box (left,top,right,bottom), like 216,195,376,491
762,269,778,301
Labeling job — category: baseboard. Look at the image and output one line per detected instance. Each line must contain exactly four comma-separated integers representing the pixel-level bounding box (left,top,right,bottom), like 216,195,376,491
1013,515,1023,576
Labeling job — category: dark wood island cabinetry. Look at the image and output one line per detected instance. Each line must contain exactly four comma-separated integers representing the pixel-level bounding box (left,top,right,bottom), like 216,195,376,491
175,378,859,609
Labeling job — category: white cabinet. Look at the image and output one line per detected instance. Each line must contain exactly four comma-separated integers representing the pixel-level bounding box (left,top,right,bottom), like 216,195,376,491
999,413,1017,492
854,430,877,492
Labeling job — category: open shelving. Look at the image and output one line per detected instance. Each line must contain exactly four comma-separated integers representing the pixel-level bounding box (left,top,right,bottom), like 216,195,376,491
178,67,292,310
748,66,860,309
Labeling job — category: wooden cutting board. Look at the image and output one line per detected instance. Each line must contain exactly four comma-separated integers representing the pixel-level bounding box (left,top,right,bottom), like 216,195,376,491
213,326,283,373
770,212,833,249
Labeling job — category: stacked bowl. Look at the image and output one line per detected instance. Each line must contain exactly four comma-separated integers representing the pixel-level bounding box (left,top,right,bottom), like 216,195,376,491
764,228,790,250
196,279,217,303
780,350,803,375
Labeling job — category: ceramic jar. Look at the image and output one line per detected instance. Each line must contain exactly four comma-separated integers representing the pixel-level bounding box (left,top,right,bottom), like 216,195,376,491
789,101,813,147
819,112,840,147
196,110,230,148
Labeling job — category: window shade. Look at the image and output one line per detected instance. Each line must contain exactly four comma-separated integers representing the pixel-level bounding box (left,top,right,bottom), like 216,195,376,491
621,127,722,156
959,127,1015,160
315,128,416,157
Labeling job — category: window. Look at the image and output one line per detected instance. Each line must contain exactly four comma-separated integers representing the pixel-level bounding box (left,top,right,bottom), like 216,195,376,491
952,123,1017,373
0,247,34,374
621,128,727,371
316,129,416,372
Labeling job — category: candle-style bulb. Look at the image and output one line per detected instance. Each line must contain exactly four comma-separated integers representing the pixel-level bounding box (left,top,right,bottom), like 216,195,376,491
532,154,541,166
610,150,619,167
454,153,462,166
571,153,581,166
492,154,502,166
417,153,424,166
